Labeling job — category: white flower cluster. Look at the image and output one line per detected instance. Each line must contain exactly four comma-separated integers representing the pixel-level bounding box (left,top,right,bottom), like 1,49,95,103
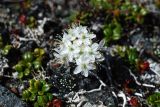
54,25,104,77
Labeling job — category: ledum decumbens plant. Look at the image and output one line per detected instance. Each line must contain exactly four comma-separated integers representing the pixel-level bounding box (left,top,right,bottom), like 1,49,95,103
54,25,104,77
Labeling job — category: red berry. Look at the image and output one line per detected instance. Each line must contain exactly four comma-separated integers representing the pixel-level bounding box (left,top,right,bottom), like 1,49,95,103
19,14,26,24
143,61,149,69
53,99,62,107
129,97,139,107
47,98,62,107
139,61,149,73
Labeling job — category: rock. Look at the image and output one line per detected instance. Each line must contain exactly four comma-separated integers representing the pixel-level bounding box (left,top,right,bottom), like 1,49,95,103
0,85,27,107
83,102,96,107
139,0,160,13
85,89,117,107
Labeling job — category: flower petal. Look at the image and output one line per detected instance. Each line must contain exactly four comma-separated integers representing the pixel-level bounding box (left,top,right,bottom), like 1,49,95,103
82,70,89,77
91,43,99,51
74,66,81,74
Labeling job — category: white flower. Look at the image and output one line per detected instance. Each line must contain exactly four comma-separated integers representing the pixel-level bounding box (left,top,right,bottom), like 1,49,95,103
12,72,18,79
74,55,95,77
54,25,104,77
62,33,73,42
87,43,102,61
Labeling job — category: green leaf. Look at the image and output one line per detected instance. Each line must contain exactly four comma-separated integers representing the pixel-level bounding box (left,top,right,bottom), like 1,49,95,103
34,102,39,107
147,92,160,106
116,46,126,57
113,28,121,40
34,48,45,57
103,27,112,42
33,60,41,69
39,49,45,56
13,64,23,72
29,80,38,93
22,90,31,100
37,96,45,106
42,83,50,92
90,0,112,9
132,4,139,12
2,45,12,55
140,8,147,16
24,68,30,76
29,87,37,94
22,52,33,62
38,91,44,96
19,60,25,66
25,62,32,68
34,80,42,91
112,24,122,40
104,27,112,36
46,93,53,101
127,48,138,64
29,79,36,87
29,93,36,101
18,72,23,79
42,95,48,104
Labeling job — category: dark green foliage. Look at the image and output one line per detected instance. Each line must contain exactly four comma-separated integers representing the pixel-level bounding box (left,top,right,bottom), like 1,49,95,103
147,92,160,107
103,21,122,42
0,35,12,55
22,79,53,107
13,48,45,79
22,52,33,62
90,0,147,23
112,45,138,65
126,48,138,65
90,0,112,10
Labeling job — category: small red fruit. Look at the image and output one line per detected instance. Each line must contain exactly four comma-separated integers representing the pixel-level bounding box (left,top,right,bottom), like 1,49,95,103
19,14,26,24
53,99,62,107
129,97,140,107
139,61,149,73
47,98,62,107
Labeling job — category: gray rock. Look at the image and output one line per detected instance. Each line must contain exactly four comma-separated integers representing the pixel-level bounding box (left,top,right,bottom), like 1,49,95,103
0,85,27,107
85,89,117,107
83,102,96,107
139,0,160,14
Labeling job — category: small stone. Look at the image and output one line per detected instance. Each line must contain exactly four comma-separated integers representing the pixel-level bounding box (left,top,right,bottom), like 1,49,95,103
0,85,27,107
83,102,94,107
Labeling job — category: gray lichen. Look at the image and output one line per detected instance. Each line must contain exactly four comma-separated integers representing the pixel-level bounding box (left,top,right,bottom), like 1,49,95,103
0,85,27,107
